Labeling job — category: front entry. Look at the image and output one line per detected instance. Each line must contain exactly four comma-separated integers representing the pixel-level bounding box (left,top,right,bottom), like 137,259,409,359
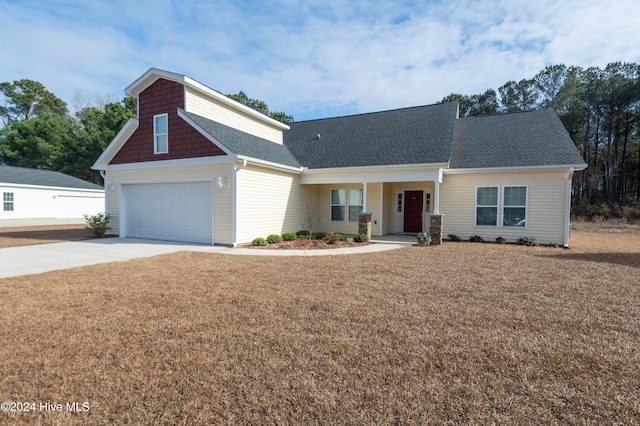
404,190,424,233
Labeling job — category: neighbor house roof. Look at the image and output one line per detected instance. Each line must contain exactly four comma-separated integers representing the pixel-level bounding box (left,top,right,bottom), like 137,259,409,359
284,102,459,168
450,108,586,169
0,165,103,190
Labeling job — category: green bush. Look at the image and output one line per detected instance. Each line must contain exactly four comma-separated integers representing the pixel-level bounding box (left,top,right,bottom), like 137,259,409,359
252,237,267,246
282,232,297,241
266,234,283,244
495,236,506,244
84,212,110,238
312,232,326,240
338,233,348,241
416,232,431,246
448,234,461,242
469,235,484,243
353,233,369,243
549,241,560,248
296,229,310,237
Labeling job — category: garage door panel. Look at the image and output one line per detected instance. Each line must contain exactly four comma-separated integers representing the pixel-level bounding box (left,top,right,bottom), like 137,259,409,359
124,182,213,244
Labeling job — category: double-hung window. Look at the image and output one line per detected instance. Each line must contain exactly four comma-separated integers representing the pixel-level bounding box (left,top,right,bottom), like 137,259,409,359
331,189,363,222
3,192,14,211
476,186,527,227
154,113,168,154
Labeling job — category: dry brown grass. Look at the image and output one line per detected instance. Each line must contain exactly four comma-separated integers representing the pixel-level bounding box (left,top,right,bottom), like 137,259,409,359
0,225,93,248
1,228,639,425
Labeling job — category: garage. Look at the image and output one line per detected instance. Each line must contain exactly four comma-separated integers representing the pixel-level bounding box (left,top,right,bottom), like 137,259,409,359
123,182,213,244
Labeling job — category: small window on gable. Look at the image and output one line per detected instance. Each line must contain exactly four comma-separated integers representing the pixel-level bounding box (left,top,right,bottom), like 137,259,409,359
154,113,168,154
3,192,14,211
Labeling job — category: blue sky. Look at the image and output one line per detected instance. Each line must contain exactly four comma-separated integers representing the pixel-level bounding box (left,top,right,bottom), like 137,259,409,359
1,0,639,121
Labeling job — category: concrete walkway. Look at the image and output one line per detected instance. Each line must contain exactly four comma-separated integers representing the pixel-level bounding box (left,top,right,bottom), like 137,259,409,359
0,236,412,279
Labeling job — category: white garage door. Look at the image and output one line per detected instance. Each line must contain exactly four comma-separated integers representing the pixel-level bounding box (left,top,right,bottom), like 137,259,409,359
124,182,213,244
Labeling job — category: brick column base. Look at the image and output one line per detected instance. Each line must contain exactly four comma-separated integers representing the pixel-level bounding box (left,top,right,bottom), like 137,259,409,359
358,213,372,239
429,214,443,245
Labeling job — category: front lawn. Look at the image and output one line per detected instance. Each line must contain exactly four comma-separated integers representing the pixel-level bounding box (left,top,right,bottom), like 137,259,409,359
1,229,638,424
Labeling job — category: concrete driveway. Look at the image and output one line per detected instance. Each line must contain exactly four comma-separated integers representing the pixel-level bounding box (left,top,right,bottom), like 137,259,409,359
0,238,230,279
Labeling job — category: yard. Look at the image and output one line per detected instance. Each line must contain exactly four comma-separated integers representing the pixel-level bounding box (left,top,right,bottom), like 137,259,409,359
1,225,639,425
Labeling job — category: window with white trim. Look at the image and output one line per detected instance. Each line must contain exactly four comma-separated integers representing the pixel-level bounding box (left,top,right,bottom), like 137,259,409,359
3,192,14,211
331,188,363,221
476,187,498,226
503,186,527,227
475,186,528,227
154,113,168,154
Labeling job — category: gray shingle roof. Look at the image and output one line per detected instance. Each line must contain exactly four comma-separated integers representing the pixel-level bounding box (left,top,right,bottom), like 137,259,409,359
182,111,302,168
0,165,103,190
284,102,459,168
450,109,586,169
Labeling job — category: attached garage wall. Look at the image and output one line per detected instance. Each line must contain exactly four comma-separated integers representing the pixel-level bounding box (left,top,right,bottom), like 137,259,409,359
439,169,569,244
105,162,233,245
235,164,315,244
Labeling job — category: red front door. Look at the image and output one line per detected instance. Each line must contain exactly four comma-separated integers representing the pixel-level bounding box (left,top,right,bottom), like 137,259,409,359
404,191,424,233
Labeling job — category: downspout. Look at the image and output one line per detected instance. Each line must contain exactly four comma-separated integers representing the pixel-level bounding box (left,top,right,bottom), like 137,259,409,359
232,158,248,247
564,167,575,248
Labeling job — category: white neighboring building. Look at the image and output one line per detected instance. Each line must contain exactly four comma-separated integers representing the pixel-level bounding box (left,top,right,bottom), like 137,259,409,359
0,165,104,220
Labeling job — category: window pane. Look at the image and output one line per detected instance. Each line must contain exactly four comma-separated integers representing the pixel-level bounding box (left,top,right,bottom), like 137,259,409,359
156,134,168,153
476,207,497,226
331,189,345,205
155,115,167,133
349,189,363,205
477,187,498,205
504,207,526,227
331,205,345,221
349,205,363,222
504,187,526,206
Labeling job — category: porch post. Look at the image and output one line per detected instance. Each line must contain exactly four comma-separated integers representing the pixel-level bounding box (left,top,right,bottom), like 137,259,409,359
433,169,442,214
362,181,368,212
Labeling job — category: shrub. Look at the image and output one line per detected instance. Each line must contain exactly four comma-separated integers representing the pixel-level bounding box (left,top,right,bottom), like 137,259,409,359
495,236,506,244
282,232,297,241
353,233,369,243
266,234,283,244
84,212,110,238
252,237,267,246
323,232,340,244
549,241,560,248
296,229,310,237
338,233,348,241
416,232,431,246
312,232,326,240
448,234,461,242
469,235,484,243
517,236,538,247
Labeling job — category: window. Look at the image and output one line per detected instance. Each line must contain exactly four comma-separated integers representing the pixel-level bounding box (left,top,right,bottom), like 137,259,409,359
476,187,498,226
154,113,168,154
331,188,363,221
503,186,527,227
3,192,14,211
475,186,528,227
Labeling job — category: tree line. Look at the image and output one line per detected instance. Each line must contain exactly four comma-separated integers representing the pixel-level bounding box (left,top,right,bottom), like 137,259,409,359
441,62,640,213
2,63,639,217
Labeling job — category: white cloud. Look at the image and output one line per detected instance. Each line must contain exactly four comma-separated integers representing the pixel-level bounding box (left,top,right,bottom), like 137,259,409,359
1,0,638,120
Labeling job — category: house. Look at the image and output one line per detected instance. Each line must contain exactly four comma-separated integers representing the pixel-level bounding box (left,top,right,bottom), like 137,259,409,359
0,165,104,220
92,68,586,247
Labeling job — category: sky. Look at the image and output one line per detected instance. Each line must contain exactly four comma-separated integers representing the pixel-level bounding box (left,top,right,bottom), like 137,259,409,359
1,0,639,121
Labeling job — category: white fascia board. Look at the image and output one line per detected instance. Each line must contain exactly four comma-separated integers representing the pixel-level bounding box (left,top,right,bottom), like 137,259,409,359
183,77,289,130
300,163,448,184
443,164,587,175
235,155,303,173
99,155,233,171
0,183,104,193
92,118,139,170
125,68,185,97
177,109,235,156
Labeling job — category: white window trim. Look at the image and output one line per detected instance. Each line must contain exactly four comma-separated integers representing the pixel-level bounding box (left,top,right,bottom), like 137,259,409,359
330,188,363,222
153,113,168,154
474,185,528,228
